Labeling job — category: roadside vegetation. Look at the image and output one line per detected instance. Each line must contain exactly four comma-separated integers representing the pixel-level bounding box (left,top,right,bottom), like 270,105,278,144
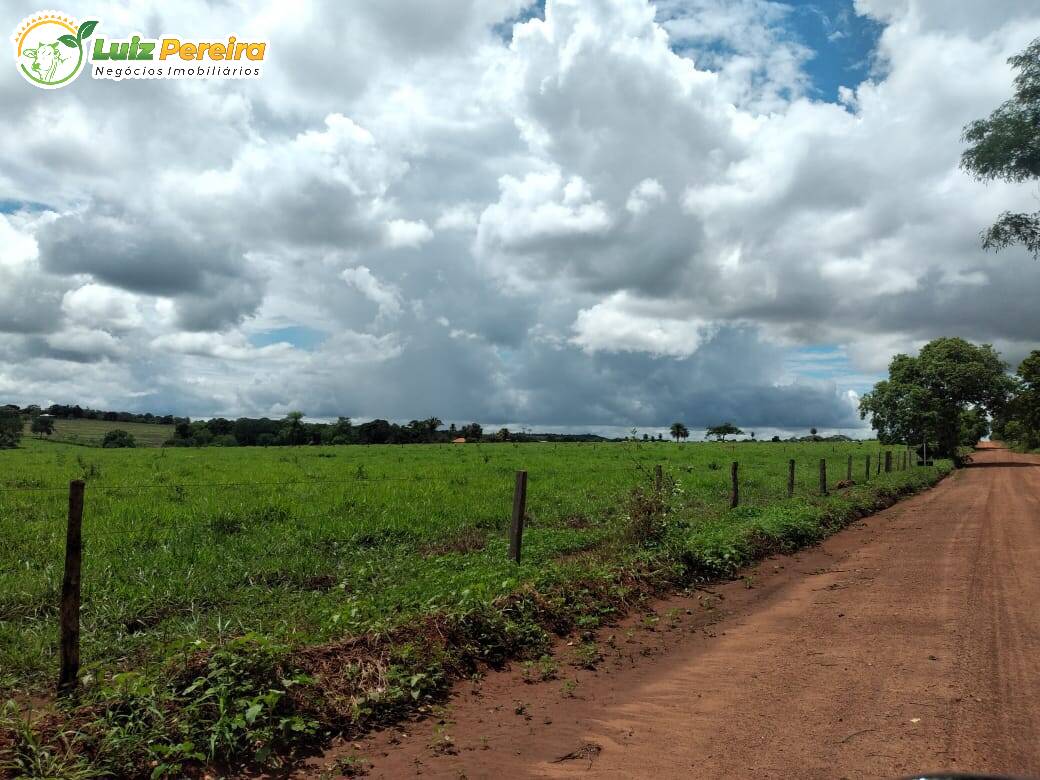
0,438,949,777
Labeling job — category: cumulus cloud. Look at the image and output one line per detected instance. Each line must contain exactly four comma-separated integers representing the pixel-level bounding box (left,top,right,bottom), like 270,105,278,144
2,0,1038,433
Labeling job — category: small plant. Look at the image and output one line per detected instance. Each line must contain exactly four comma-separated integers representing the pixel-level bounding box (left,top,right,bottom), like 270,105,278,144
521,655,558,684
560,679,579,698
429,725,458,756
570,642,602,670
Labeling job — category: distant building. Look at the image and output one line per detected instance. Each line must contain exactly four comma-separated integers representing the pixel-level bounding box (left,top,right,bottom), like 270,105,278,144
452,437,467,444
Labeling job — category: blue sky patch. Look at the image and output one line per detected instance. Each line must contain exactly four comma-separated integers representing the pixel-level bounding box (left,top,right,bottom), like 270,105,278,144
249,325,327,351
785,0,883,101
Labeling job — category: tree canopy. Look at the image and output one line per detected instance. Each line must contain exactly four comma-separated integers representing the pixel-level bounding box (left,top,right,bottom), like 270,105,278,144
706,422,743,441
859,337,1013,461
992,350,1040,451
961,37,1040,258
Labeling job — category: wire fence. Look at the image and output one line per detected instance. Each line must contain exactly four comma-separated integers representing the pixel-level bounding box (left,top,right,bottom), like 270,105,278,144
0,445,926,692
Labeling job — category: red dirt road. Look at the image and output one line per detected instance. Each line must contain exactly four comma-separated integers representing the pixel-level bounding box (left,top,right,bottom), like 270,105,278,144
311,444,1040,779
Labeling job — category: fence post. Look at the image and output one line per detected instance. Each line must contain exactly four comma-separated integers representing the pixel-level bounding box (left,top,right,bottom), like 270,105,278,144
787,459,795,498
509,471,528,565
846,455,853,483
819,459,828,496
885,451,892,473
865,454,871,481
877,452,882,475
730,461,739,508
58,480,85,696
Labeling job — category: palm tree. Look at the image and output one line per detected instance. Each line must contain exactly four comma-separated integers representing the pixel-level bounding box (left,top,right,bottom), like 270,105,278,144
284,411,304,446
670,422,689,443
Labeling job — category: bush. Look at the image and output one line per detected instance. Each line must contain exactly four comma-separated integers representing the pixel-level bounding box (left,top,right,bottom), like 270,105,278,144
102,429,136,448
0,412,23,449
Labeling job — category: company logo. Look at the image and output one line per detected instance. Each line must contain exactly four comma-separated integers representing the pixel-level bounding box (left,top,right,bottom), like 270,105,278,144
13,11,266,89
13,11,96,88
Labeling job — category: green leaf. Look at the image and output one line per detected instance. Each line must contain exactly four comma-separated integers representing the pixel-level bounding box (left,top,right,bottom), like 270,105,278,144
244,703,263,724
58,34,78,48
77,20,99,40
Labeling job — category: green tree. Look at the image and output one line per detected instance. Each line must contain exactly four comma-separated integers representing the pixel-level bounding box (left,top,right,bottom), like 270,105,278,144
0,410,22,449
496,427,511,442
283,411,305,446
706,422,743,442
669,422,689,443
994,350,1040,449
961,37,1040,258
30,416,55,437
102,429,136,448
859,338,1013,463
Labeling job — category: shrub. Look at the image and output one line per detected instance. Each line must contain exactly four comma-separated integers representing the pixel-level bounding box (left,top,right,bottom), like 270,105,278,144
0,412,22,449
102,430,136,448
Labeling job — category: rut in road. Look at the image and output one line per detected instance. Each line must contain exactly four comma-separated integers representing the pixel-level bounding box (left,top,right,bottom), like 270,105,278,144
299,444,1040,779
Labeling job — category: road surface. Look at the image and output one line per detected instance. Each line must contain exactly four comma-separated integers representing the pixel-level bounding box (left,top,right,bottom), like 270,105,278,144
310,443,1040,779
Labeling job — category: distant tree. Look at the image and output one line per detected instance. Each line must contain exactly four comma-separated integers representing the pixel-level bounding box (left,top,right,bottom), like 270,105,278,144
102,429,136,448
642,433,649,441
497,427,511,442
283,411,305,446
859,337,1014,462
706,422,743,442
961,37,1040,258
30,416,55,438
358,419,393,444
461,422,483,441
211,434,239,447
0,410,22,449
810,427,818,437
771,435,782,443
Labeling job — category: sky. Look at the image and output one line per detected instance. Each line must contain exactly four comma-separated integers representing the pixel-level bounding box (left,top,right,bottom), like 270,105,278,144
2,0,1039,438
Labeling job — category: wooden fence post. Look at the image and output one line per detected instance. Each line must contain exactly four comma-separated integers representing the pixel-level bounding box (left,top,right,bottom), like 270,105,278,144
509,471,528,565
885,451,892,473
846,455,852,483
58,480,85,696
787,459,795,498
730,461,739,508
865,454,871,481
877,452,882,475
819,459,828,496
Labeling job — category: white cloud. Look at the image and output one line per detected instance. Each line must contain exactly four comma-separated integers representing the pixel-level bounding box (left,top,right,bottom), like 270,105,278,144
384,219,434,249
340,265,404,318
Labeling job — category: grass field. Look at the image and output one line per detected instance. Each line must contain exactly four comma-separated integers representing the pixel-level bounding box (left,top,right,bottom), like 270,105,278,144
0,438,950,777
22,418,174,447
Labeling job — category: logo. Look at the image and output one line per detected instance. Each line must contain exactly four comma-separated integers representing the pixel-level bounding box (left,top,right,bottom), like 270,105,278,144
13,11,266,88
13,11,97,89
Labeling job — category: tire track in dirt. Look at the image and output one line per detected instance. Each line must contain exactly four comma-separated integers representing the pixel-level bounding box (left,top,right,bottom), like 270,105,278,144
300,444,1040,779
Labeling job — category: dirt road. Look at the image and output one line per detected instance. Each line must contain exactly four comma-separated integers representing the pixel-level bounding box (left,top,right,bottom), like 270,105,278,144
319,444,1040,779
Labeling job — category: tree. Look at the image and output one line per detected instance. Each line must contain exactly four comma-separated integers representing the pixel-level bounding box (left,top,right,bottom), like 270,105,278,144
706,422,743,442
102,429,136,448
810,427,818,437
0,410,22,449
497,428,511,442
859,337,1014,463
993,350,1040,449
961,37,1040,258
31,416,55,438
283,411,305,446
